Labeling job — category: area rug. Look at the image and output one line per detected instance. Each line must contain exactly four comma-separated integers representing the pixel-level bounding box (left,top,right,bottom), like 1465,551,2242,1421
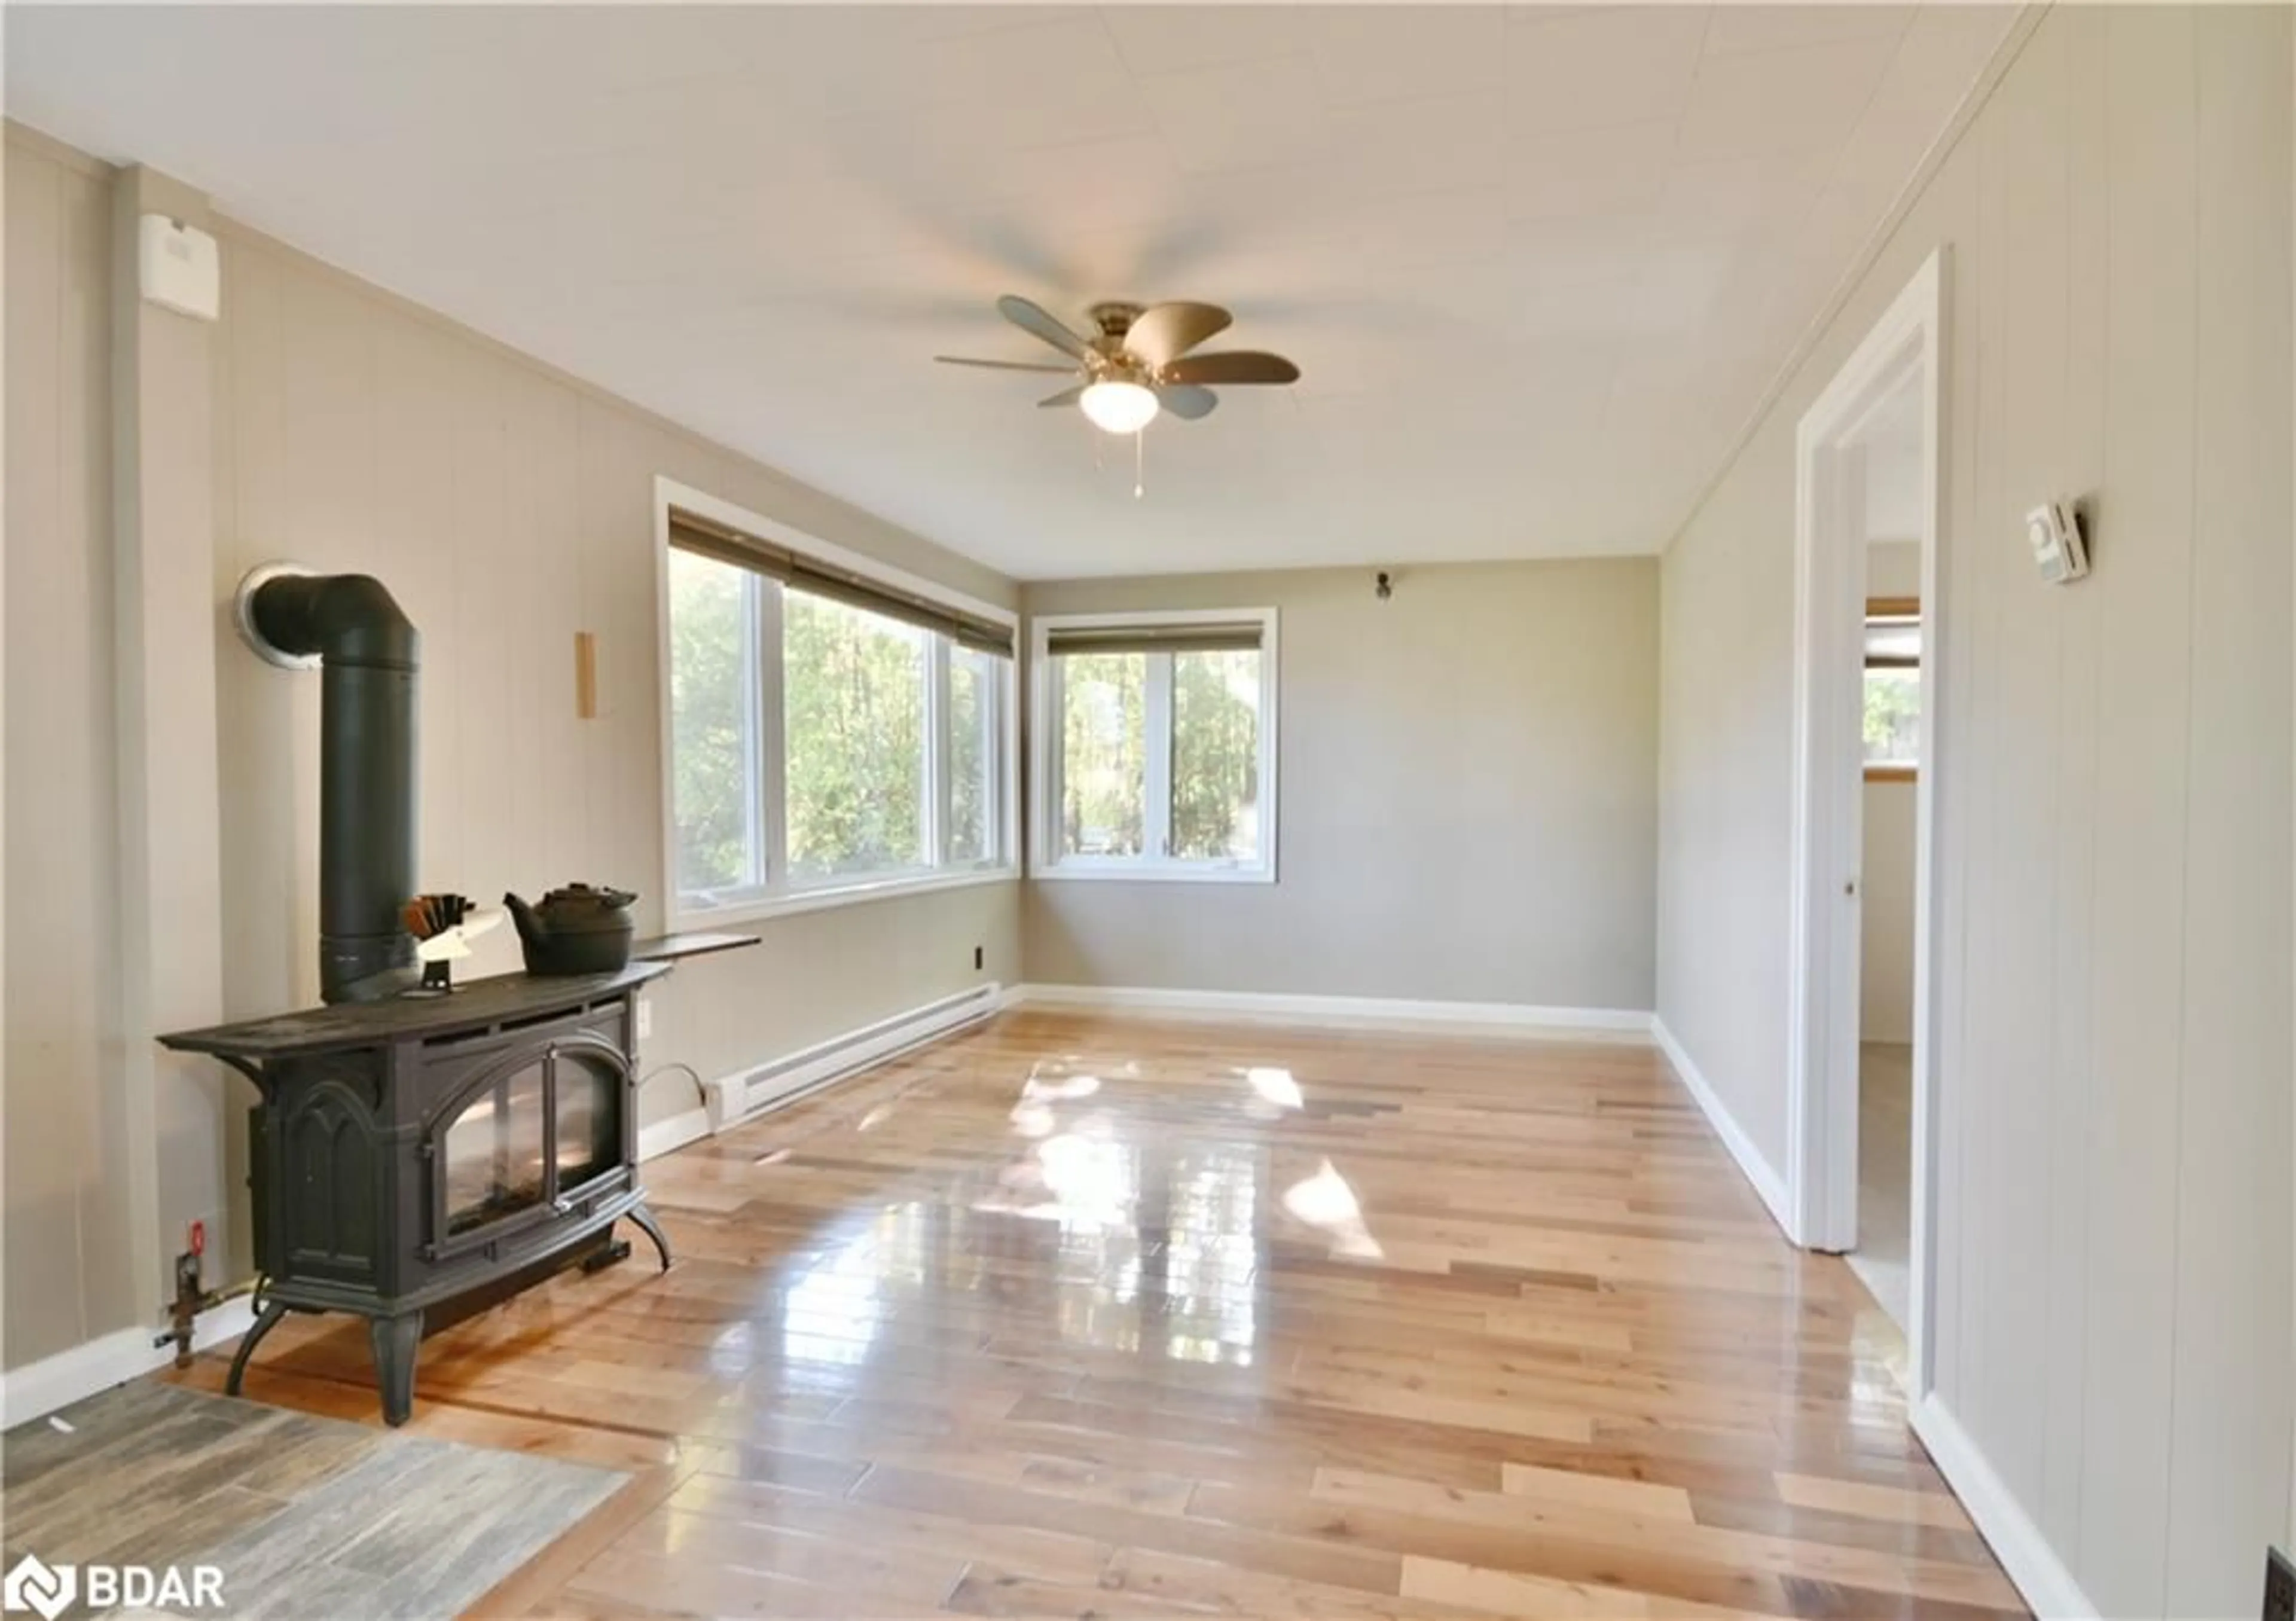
2,1380,623,1619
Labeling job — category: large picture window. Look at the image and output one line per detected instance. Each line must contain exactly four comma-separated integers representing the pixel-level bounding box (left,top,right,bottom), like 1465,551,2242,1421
1031,611,1278,882
662,494,1017,921
782,588,929,884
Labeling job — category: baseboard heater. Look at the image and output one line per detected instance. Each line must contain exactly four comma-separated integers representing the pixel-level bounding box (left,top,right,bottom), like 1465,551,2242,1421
705,982,1003,1128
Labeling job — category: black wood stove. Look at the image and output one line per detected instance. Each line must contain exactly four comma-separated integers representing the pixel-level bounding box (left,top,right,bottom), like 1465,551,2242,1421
166,569,694,1425
161,961,673,1424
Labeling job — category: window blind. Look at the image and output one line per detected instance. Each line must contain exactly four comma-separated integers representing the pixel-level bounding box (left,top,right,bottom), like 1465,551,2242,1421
1863,616,1920,670
1042,620,1265,657
668,508,1015,658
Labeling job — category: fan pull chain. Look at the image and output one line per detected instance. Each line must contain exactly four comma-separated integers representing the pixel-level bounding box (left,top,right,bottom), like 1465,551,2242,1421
1134,428,1145,500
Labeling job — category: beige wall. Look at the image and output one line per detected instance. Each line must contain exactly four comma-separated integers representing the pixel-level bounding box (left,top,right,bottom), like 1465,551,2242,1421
1,124,1023,1372
207,222,1024,1141
1858,778,1916,1047
1657,7,2292,1616
1024,561,1658,1013
1869,537,1921,599
2,130,143,1369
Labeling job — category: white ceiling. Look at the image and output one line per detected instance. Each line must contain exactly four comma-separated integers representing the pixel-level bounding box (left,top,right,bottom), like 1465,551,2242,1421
5,4,2017,579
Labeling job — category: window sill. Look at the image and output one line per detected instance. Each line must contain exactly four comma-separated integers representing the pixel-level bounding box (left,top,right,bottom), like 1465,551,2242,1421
1864,764,1919,783
671,866,1017,929
1030,862,1275,886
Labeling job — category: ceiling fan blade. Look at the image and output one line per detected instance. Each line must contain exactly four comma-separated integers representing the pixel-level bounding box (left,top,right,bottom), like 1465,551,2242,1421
1038,384,1086,409
1160,350,1300,387
997,295,1092,361
1125,301,1232,370
935,355,1077,374
1155,384,1218,421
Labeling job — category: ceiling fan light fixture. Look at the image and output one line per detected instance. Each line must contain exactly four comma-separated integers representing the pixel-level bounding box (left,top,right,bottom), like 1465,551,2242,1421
1079,378,1159,435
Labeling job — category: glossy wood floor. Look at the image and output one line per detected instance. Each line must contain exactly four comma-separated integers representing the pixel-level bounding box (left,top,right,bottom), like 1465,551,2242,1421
169,1011,2022,1620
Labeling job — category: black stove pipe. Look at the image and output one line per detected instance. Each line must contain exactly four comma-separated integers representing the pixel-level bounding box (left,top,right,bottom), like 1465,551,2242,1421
246,573,420,1004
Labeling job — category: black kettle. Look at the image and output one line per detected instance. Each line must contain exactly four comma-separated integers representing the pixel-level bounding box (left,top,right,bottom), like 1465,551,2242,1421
503,884,637,976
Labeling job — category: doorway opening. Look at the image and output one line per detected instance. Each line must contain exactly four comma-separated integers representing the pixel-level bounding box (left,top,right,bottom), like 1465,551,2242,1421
1849,402,1923,1329
1787,251,1945,1391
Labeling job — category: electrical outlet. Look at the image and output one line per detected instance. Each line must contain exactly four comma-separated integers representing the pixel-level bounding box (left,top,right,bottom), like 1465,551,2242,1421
635,996,654,1042
973,945,984,972
2264,1546,2294,1621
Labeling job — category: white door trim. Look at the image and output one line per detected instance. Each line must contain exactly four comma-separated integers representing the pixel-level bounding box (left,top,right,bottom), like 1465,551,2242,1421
1788,248,1947,1397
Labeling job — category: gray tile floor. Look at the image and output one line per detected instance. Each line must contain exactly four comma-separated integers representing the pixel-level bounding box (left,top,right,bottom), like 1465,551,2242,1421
2,1381,622,1619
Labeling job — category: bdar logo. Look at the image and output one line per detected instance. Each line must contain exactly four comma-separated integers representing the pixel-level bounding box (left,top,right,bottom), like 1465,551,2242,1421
2,1554,75,1620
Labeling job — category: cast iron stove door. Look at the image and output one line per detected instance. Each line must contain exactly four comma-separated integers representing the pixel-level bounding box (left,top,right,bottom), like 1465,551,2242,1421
440,1056,546,1242
429,1035,627,1260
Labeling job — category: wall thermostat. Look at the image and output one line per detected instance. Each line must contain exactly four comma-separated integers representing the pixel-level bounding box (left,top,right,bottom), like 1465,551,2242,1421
2025,502,2089,584
137,214,221,322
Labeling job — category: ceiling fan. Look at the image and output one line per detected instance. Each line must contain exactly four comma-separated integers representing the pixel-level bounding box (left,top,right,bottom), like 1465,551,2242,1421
936,296,1301,434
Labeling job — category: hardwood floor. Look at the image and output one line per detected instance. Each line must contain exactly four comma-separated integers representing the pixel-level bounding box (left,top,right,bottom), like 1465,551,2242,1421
166,1010,2021,1620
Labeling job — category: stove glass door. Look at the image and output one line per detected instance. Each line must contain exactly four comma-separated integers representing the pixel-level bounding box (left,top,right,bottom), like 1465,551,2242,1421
441,1061,549,1237
553,1048,621,1196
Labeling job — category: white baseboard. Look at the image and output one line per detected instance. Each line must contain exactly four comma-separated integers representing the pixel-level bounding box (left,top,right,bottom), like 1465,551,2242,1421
1009,982,1653,1039
1913,1393,2096,1621
0,1295,257,1428
1650,1016,1794,1238
707,982,1004,1127
636,1106,712,1163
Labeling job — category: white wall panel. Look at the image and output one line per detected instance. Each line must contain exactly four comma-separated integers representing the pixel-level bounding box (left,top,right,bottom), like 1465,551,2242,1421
1656,8,2292,1616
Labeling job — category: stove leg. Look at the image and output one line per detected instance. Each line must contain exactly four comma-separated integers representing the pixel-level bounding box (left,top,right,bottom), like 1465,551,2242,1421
224,1299,289,1397
627,1201,673,1272
368,1310,423,1427
579,1228,633,1272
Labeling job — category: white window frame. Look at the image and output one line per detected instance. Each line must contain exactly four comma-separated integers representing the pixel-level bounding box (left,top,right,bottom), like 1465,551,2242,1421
654,476,1020,927
1028,608,1280,884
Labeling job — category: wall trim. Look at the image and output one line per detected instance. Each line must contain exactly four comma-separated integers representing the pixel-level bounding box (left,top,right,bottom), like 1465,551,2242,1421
0,1296,257,1428
4,117,115,179
1651,1017,1794,1239
1009,982,1653,1038
1788,247,1949,1395
707,983,1004,1128
1912,1393,2096,1621
636,1106,712,1164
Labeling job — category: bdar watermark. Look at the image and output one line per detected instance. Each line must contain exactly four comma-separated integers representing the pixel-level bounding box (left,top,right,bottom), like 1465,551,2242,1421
4,1552,226,1617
